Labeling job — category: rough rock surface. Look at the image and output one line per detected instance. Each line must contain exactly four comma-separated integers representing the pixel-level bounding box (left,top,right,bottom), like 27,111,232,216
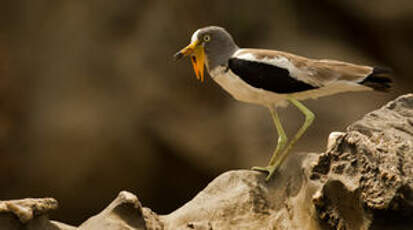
79,191,162,230
0,197,74,229
311,94,413,230
0,197,58,223
0,94,412,229
161,157,321,230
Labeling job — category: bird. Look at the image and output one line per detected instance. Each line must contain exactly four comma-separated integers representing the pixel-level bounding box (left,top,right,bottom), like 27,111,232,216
174,26,391,181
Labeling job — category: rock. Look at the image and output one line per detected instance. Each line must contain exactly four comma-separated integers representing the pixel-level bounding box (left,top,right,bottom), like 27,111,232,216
0,197,57,223
79,191,163,230
161,154,322,230
160,94,413,229
311,94,413,230
51,221,77,230
0,197,75,230
348,94,413,140
1,94,412,229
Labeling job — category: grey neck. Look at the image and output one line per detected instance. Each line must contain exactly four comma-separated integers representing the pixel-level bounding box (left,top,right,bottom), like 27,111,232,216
205,44,239,72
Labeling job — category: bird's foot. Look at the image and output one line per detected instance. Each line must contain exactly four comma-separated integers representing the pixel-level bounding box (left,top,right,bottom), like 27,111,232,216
251,165,277,181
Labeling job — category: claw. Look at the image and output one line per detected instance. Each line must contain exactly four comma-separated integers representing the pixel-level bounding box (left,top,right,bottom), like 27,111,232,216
251,165,277,181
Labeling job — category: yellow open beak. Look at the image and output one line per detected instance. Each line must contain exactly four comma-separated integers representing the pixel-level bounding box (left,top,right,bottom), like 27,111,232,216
174,40,206,82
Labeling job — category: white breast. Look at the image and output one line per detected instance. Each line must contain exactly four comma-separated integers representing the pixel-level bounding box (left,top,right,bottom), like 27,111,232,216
209,66,287,106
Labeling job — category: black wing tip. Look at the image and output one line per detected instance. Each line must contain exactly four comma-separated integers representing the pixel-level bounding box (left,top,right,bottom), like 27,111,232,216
372,66,392,75
361,66,393,92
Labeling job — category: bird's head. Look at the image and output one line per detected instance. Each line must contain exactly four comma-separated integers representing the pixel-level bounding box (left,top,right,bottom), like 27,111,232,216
174,26,238,82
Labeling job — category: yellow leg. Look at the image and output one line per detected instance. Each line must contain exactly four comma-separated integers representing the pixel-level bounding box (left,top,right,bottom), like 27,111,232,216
252,105,288,180
272,97,314,171
252,98,314,181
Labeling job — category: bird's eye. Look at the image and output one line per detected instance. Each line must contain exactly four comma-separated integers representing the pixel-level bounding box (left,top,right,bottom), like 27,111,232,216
203,35,211,42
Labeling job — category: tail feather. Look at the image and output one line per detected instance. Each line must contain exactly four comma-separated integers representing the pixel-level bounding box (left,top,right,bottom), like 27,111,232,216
360,67,392,92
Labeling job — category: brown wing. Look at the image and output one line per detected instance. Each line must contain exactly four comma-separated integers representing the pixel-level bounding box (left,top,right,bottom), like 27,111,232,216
236,49,374,87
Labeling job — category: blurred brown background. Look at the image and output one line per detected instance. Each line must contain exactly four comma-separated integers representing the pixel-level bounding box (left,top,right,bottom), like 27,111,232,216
0,0,412,225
